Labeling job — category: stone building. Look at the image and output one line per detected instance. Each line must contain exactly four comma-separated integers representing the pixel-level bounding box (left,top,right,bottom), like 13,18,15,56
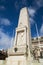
32,37,43,58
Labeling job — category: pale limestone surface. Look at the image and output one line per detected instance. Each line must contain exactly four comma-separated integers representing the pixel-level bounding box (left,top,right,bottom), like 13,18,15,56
6,7,32,65
6,56,26,65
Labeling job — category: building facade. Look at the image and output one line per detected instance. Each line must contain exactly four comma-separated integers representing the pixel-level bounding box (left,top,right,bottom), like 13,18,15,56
32,37,43,58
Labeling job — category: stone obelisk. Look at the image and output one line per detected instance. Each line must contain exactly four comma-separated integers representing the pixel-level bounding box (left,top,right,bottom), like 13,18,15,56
14,7,32,65
7,7,32,65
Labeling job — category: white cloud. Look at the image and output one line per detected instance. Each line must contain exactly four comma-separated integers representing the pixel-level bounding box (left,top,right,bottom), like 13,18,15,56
39,24,43,36
0,18,11,26
28,8,36,17
28,7,36,26
0,28,13,49
29,18,35,25
34,0,43,8
0,6,5,10
31,0,43,10
35,0,43,7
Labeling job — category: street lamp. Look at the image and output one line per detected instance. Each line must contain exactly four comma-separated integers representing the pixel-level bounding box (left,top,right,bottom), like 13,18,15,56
35,22,40,48
35,22,40,60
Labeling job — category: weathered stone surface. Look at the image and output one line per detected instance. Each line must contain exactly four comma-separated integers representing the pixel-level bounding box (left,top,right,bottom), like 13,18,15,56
6,7,32,65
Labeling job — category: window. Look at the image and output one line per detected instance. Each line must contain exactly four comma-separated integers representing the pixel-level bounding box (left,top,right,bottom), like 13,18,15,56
40,51,43,58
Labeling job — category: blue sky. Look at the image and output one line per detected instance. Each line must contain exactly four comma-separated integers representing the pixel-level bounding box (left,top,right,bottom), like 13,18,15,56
0,0,43,49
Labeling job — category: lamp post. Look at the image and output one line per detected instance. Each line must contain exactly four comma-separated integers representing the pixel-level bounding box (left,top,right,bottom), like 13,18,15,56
35,22,40,60
35,22,40,48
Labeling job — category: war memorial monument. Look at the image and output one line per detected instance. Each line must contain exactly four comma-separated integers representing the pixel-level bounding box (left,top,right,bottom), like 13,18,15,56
0,7,43,65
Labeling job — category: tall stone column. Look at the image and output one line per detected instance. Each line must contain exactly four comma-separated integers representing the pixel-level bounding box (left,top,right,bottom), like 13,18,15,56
7,7,32,65
14,7,32,65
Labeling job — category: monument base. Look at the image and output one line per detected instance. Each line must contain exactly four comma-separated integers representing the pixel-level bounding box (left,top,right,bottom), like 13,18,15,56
6,56,27,65
6,56,42,65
